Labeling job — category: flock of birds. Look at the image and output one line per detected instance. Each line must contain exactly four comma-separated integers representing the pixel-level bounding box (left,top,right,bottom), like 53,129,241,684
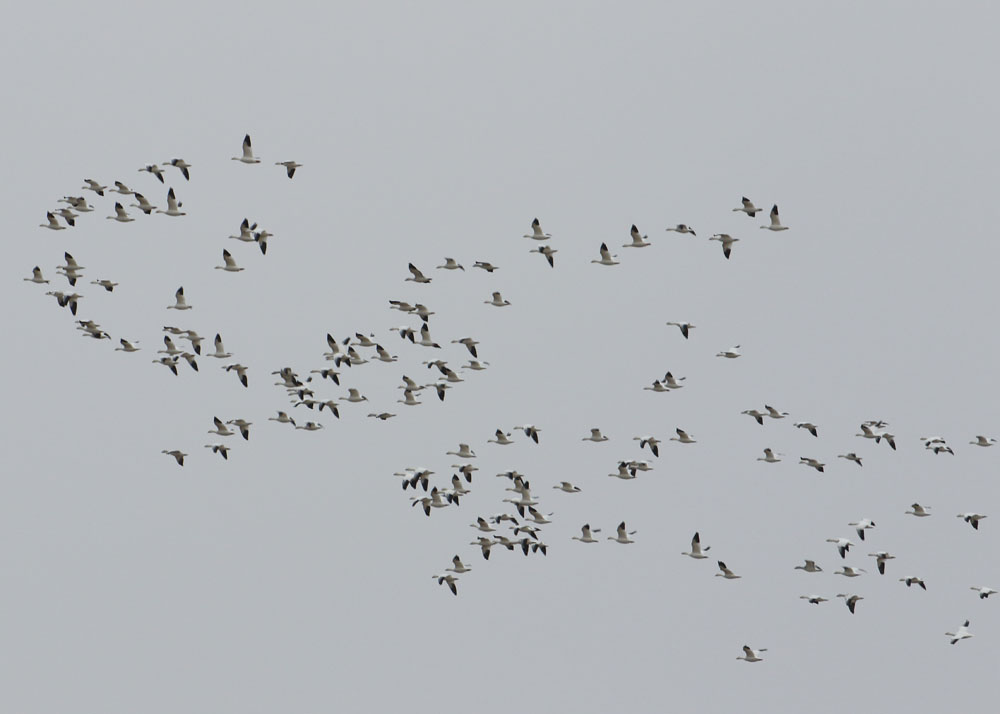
29,133,995,662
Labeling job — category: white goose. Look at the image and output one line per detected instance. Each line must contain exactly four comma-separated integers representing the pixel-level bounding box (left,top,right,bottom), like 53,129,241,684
268,411,296,427
670,428,696,444
405,263,432,284
665,321,695,339
130,193,157,214
970,435,997,447
446,443,477,459
209,333,232,359
155,187,186,216
716,345,741,359
757,448,782,463
446,555,472,574
682,532,710,559
139,164,165,183
794,422,819,437
623,224,650,247
737,645,766,663
115,339,140,352
899,577,927,590
837,594,864,614
485,291,511,307
868,551,894,575
835,566,866,578
799,457,825,473
82,179,107,195
513,425,541,443
344,388,368,403
710,233,739,259
488,429,514,445
232,133,260,163
215,249,244,272
523,218,551,240
665,224,696,236
764,405,789,419
761,204,788,231
40,212,66,230
957,512,987,530
433,574,459,595
905,503,932,517
591,242,619,266
826,537,853,559
634,436,661,457
838,453,863,467
800,595,828,604
553,481,582,493
716,561,741,579
530,245,557,267
436,257,465,270
848,518,876,540
582,428,609,442
608,521,637,544
161,449,187,466
111,181,135,195
24,266,49,284
208,417,235,437
794,559,823,573
167,286,191,310
572,524,601,543
275,160,302,178
946,620,973,645
971,586,997,599
733,196,760,216
164,158,191,180
204,443,230,460
106,202,135,222
229,218,257,242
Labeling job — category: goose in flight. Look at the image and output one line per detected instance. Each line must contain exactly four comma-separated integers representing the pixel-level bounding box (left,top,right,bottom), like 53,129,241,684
716,561,741,579
608,521,637,544
463,360,490,371
115,339,140,352
40,212,66,230
742,409,766,425
946,620,973,645
513,425,541,443
344,388,368,403
525,507,553,524
848,518,876,540
208,417,235,437
758,448,782,463
59,195,94,211
139,164,165,183
957,512,987,530
232,133,260,163
433,573,459,596
111,181,135,195
608,461,636,480
82,179,107,195
164,158,191,180
405,263,431,284
794,422,819,437
155,187,186,216
471,517,496,533
416,324,441,348
24,266,49,284
106,202,135,222
152,356,179,375
436,257,464,270
799,457,825,473
215,249,244,272
46,291,82,315
899,576,927,590
970,435,997,447
733,196,760,217
161,449,187,466
446,443,477,459
295,422,324,431
800,595,828,604
971,586,997,599
838,453,863,467
795,559,823,573
158,336,183,356
644,380,672,393
470,536,496,560
488,429,514,445
90,279,118,292
473,261,498,272
665,224,696,236
275,160,302,178
553,481,582,493
56,252,84,285
530,245,557,267
623,224,650,247
446,555,472,574
835,566,866,577
634,435,661,457
572,524,601,543
709,233,738,259
670,428,696,444
523,217,551,240
229,218,257,242
54,208,77,226
826,538,853,559
130,192,157,214
205,443,230,460
209,334,232,359
761,204,788,231
661,372,686,389
665,321,695,339
837,594,864,614
167,286,191,310
682,532,710,559
268,411,296,427
737,646,766,662
485,291,511,307
591,242,619,266
583,428,609,442
225,363,248,388
716,345,741,359
764,405,789,419
906,503,932,517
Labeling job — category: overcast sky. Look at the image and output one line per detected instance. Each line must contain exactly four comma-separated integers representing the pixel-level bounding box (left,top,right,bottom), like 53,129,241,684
4,2,1000,712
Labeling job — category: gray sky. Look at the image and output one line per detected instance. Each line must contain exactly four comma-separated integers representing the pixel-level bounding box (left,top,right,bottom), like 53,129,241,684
5,2,999,711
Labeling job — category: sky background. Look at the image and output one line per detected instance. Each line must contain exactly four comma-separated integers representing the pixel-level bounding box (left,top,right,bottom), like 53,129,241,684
4,2,999,712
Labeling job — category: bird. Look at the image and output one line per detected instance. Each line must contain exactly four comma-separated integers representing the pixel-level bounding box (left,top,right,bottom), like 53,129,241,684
225,364,249,388
835,566,866,577
763,405,789,419
115,339,140,353
591,242,619,266
971,586,997,599
758,448,782,463
344,388,368,403
226,419,251,441
523,218,551,240
405,263,432,284
553,481,582,493
529,245,557,267
970,435,997,447
209,334,232,359
205,443,230,460
167,286,191,310
232,133,260,163
736,645,766,662
906,503,932,517
795,560,823,573
155,187,186,216
89,279,118,292
572,524,602,543
152,356,179,375
716,345,742,359
682,532,710,559
665,321,695,339
473,261,498,272
794,422,819,437
800,595,828,604
397,389,422,406
436,257,464,271
485,291,511,307
139,164,165,182
716,561,741,579
487,429,514,445
23,266,49,284
446,444,477,459
513,425,541,443
470,536,496,560
295,422,324,431
670,428,696,444
433,573,459,596
582,428,609,442
463,360,490,371
608,521,637,544
163,158,191,180
957,513,987,530
634,436,661,458
826,538,853,559
208,417,235,437
848,519,876,541
623,224,650,247
899,577,927,590
106,202,135,222
709,233,739,259
446,555,472,574
837,593,864,614
215,249,244,272
665,224,696,236
39,212,66,230
761,204,789,231
130,193,157,214
111,181,135,195
82,179,107,195
161,449,187,466
742,409,767,425
838,453,863,467
608,462,636,480
229,218,257,242
275,160,302,178
733,196,760,216
268,411,296,427
945,620,973,645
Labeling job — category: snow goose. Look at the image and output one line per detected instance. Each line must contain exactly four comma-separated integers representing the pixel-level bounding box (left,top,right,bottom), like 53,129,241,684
55,208,79,226
205,443,230,460
582,428,609,442
111,181,134,195
106,202,135,222
470,536,496,559
24,266,49,284
710,233,739,259
275,160,301,178
838,453,863,467
800,595,828,604
530,245,557,267
59,196,93,211
736,646,766,663
229,218,257,242
835,566,866,577
164,158,191,180
794,422,819,437
82,179,107,195
446,555,472,574
837,593,864,614
644,380,671,393
661,372,685,389
764,405,789,419
139,164,165,183
670,428,696,444
115,339,140,352
525,507,553,524
742,409,766,425
488,429,514,445
716,345,741,359
608,521,637,544
90,279,118,292
405,263,432,284
634,436,661,457
928,443,955,455
463,360,489,371
553,481,582,493
344,388,368,403
608,461,636,480
167,286,192,310
971,586,997,599
591,242,619,265
623,224,650,247
682,532,710,559
268,411,296,427
432,573,459,596
152,356,178,375
757,448,782,463
161,449,187,466
318,401,340,418
225,363,248,388
946,620,973,645
665,224,696,236
446,443,476,459
899,576,927,590
158,336,183,356
524,218,551,240
215,249,244,272
906,503,931,517
957,512,987,530
760,204,788,231
795,559,823,573
427,383,451,401
826,538,853,559
416,324,441,348
209,334,232,359
572,524,601,543
436,257,464,270
733,196,760,216
155,187,186,216
130,192,157,214
799,457,825,473
471,517,496,533
970,435,997,447
40,211,66,230
848,519,876,540
665,321,695,339
716,561,741,579
513,425,541,443
485,291,511,307
373,344,397,363
46,291,80,314
295,422,324,431
473,261,498,272
232,134,260,163
208,417,235,437
309,368,340,385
